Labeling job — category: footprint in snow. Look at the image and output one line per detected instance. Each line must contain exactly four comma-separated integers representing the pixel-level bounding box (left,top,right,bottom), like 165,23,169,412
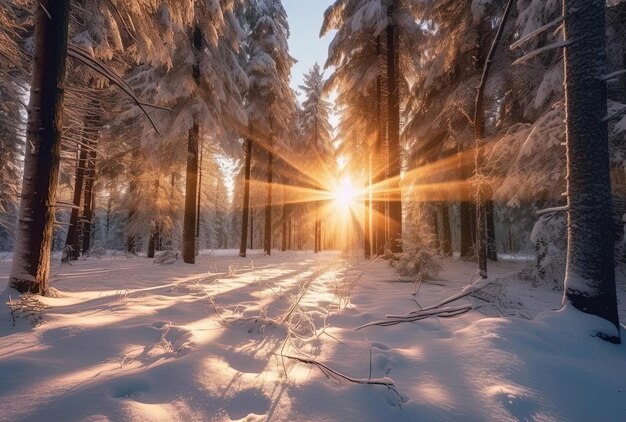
225,389,270,420
110,377,151,399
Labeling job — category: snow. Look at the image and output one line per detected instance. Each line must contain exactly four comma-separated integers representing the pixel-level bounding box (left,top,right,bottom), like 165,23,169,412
1,251,625,421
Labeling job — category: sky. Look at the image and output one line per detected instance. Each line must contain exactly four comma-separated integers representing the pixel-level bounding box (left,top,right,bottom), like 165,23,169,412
282,0,335,101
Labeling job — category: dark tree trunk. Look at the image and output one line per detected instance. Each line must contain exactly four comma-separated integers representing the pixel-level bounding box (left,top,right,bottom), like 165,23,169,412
288,217,292,250
264,134,273,256
439,202,453,256
182,122,199,263
240,138,253,256
432,207,440,252
10,0,71,294
147,230,156,259
473,0,513,277
562,0,620,341
374,35,386,256
127,167,138,254
182,25,202,264
365,147,372,258
148,179,160,259
459,200,474,258
250,210,254,250
386,25,402,254
65,143,88,260
314,201,320,253
196,143,203,239
81,138,98,255
486,197,498,261
281,201,288,252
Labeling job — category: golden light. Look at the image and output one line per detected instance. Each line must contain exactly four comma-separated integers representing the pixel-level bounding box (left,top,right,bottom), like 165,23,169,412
333,176,357,211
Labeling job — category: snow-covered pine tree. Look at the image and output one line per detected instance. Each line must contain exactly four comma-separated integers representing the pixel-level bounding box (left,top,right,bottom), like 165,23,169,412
298,64,335,253
0,1,28,251
323,0,422,255
244,0,296,256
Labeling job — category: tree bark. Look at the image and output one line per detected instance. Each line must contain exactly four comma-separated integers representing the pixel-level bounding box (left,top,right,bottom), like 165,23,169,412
281,199,288,252
386,24,402,254
81,138,98,255
196,142,203,240
10,0,71,294
474,0,513,277
374,35,386,256
182,122,199,263
365,141,372,258
147,179,161,259
264,133,274,256
240,138,253,256
562,0,620,341
65,142,88,260
439,202,453,256
182,24,203,264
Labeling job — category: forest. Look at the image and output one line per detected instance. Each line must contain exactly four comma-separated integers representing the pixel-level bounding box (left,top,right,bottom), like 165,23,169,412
0,0,625,421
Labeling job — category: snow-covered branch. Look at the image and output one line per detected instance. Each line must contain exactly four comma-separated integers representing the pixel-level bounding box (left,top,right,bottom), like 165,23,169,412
535,206,568,216
512,40,572,66
510,16,564,50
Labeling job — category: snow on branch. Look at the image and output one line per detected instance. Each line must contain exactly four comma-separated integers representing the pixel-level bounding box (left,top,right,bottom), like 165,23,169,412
535,206,568,216
601,69,626,82
510,16,564,50
604,104,626,122
512,40,572,66
68,45,171,134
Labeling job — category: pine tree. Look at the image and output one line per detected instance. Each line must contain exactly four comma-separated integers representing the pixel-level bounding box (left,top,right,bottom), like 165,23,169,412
298,64,334,253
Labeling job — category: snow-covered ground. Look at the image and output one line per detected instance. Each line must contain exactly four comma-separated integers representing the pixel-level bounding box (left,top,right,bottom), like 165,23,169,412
1,250,625,421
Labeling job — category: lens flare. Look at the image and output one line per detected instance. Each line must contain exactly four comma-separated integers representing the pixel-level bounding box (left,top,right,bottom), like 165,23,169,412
334,176,357,210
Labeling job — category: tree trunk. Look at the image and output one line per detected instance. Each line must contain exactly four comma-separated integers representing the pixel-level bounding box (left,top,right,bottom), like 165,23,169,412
288,217,292,250
10,0,71,294
147,179,160,259
65,142,88,260
182,25,203,263
374,35,386,256
562,0,620,341
127,169,138,254
182,122,199,264
314,201,320,253
439,203,453,256
459,200,473,258
474,0,513,277
196,142,203,240
264,133,274,256
365,145,372,258
386,24,402,254
432,206,440,252
81,138,98,255
486,197,498,261
240,138,253,256
281,201,288,252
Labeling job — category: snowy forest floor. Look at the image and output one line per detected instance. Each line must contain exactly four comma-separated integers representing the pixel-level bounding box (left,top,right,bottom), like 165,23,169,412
1,250,625,421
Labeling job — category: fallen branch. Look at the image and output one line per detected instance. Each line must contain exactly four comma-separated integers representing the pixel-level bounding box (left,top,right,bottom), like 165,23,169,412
356,272,490,330
282,354,399,394
356,305,473,330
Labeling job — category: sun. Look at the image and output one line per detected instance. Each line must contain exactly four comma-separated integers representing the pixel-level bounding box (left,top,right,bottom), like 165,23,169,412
333,176,357,211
